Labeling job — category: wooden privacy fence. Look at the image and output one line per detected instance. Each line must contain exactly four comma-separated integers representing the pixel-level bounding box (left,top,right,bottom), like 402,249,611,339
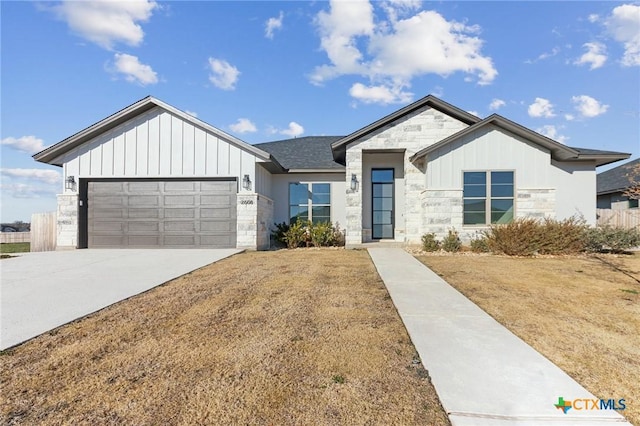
0,232,30,243
596,209,640,229
31,212,57,252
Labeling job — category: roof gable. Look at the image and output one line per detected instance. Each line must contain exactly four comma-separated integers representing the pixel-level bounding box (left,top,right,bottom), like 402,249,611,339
330,94,480,164
410,114,630,167
33,96,274,166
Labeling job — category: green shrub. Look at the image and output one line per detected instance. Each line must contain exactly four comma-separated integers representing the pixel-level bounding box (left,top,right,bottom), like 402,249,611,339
331,223,346,247
310,221,334,247
537,217,588,255
421,233,440,252
271,222,290,247
279,220,346,249
585,226,640,253
284,220,310,248
470,235,490,253
484,217,542,256
442,229,461,252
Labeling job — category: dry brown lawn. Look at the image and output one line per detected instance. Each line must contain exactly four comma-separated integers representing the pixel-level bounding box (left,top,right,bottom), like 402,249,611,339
1,249,450,426
418,252,640,426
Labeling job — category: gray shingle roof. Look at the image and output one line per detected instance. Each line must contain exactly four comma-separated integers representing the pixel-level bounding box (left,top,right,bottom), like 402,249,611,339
255,136,345,171
597,158,640,194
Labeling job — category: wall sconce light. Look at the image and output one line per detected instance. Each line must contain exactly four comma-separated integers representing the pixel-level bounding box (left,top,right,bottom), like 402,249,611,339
350,173,358,191
242,174,252,190
65,175,76,191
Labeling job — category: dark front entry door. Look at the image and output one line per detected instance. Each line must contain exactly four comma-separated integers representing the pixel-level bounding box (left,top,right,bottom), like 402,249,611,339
372,169,394,239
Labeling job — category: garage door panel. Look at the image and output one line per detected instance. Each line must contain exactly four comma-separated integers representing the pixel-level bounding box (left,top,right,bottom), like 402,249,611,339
93,221,125,232
164,221,196,232
127,236,161,246
128,195,160,206
128,182,160,192
165,208,195,218
91,208,125,219
128,222,160,232
201,221,234,232
128,208,160,218
164,195,195,205
88,179,236,248
200,234,235,246
165,182,197,191
201,207,232,218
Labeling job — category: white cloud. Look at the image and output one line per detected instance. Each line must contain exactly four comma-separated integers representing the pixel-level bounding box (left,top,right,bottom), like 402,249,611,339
526,46,561,63
572,95,609,117
0,183,57,199
536,125,569,144
528,98,555,118
230,118,257,134
565,113,575,121
265,11,284,39
51,0,158,50
279,122,304,137
208,58,240,90
349,82,412,105
489,98,505,110
1,168,62,185
467,110,479,117
606,4,640,66
110,53,158,85
588,14,600,23
185,110,198,117
1,136,46,154
574,42,607,69
311,1,497,104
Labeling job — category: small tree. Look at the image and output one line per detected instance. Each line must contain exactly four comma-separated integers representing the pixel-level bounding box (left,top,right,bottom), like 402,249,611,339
623,162,640,200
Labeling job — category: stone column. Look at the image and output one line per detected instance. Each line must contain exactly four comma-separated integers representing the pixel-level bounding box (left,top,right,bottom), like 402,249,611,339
236,193,258,250
56,194,78,249
345,149,363,246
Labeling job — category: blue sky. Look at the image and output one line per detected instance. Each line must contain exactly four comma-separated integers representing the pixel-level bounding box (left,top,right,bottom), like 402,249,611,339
2,0,639,222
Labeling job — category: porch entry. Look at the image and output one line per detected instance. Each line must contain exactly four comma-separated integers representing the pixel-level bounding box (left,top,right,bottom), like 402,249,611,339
372,169,394,239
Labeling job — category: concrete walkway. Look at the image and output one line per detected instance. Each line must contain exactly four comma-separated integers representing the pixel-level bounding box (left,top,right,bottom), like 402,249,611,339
368,248,631,426
1,249,241,350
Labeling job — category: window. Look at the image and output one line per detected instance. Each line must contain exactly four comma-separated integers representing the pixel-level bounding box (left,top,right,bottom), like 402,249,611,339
289,183,331,224
630,198,639,209
463,171,514,225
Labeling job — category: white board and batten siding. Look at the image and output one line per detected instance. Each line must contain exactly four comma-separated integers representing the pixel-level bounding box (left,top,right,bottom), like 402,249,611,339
57,106,265,193
425,124,597,223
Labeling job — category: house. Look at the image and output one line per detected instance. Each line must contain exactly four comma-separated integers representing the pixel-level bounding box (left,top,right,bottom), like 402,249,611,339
33,95,630,250
597,158,639,210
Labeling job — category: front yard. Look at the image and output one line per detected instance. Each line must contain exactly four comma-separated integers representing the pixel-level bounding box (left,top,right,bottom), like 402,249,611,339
418,252,640,426
0,250,449,425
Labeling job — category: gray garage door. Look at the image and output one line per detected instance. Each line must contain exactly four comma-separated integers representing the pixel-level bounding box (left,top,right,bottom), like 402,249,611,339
88,180,237,248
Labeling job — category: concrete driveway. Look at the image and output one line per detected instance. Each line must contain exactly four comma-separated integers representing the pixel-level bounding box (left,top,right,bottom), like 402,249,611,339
0,249,241,350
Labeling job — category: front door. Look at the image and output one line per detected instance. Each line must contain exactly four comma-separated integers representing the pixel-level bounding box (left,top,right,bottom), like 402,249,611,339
372,169,394,239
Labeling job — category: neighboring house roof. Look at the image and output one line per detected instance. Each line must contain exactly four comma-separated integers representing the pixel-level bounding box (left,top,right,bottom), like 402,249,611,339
255,136,345,172
330,94,481,164
597,158,640,195
33,96,276,167
409,114,631,167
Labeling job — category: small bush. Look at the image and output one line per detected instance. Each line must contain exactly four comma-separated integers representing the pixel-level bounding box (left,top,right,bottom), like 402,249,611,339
537,217,588,255
421,233,440,252
271,222,290,247
284,220,310,248
279,220,345,248
441,229,461,252
470,235,490,253
484,218,542,256
585,226,640,253
310,221,334,247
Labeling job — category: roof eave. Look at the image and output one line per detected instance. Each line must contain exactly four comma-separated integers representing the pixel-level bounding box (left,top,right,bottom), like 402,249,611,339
331,95,481,164
33,96,274,166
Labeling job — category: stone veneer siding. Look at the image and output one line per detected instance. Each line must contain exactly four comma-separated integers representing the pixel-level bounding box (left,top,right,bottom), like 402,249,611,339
420,187,557,243
57,194,78,249
345,106,469,245
236,193,259,249
257,195,274,250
